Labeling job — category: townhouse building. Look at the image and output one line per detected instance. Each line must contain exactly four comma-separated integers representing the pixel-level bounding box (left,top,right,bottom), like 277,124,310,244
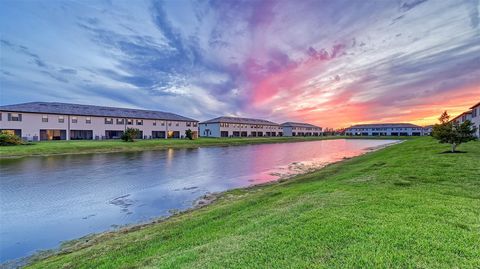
451,111,472,124
345,123,425,136
451,102,480,138
199,116,282,137
281,122,322,136
469,102,480,137
0,102,198,141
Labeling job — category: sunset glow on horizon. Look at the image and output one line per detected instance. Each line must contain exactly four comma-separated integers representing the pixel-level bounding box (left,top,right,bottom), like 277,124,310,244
1,0,479,128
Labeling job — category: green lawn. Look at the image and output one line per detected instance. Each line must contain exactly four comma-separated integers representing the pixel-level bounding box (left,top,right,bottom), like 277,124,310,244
25,138,480,268
0,136,406,158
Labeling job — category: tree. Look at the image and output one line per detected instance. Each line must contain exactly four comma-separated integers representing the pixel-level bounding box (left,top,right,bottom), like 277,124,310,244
431,111,477,152
185,129,193,140
121,128,141,142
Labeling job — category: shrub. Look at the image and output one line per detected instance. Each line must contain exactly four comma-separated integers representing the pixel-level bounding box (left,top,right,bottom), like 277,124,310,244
121,128,141,142
185,129,193,140
0,131,24,146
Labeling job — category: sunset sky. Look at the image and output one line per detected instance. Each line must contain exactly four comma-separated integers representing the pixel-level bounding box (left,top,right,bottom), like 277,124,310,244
1,0,479,128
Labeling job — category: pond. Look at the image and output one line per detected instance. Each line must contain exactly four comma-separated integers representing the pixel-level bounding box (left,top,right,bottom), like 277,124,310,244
0,139,398,262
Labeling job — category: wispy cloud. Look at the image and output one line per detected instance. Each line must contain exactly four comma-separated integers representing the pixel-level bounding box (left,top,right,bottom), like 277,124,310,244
0,0,479,127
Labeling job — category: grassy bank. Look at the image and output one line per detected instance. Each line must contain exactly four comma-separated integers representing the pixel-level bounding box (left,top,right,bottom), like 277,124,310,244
26,137,480,268
0,136,406,158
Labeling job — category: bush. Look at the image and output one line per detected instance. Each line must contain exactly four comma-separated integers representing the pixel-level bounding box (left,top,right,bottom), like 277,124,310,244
0,131,24,146
185,129,193,140
121,128,141,142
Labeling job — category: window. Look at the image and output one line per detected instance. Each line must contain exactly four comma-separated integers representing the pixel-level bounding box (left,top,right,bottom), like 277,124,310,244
72,116,78,123
105,118,113,124
176,122,179,126
8,113,22,121
193,122,197,127
153,121,156,126
42,115,48,122
136,119,143,125
116,118,125,125
58,116,64,123
473,108,478,118
127,119,133,125
86,117,91,124
161,121,165,126
186,122,191,127
168,122,172,126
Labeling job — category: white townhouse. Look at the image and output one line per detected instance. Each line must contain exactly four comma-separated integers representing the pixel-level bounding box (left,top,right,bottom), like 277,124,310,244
199,116,282,137
469,102,480,138
0,102,198,141
345,123,426,136
281,122,322,137
452,102,480,138
451,111,472,125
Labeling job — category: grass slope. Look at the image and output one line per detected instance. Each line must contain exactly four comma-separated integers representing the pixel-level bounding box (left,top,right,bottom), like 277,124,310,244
26,138,480,268
0,137,334,158
0,136,407,158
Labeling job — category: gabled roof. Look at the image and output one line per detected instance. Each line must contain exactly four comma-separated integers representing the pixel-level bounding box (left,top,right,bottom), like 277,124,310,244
347,123,421,129
280,122,321,128
200,116,279,125
451,111,472,121
470,101,480,109
0,102,198,122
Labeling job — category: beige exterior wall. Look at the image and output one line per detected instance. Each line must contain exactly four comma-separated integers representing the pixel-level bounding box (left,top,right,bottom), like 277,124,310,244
0,111,197,140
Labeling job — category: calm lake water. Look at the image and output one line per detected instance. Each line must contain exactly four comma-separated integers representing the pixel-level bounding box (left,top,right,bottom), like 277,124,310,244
0,139,397,262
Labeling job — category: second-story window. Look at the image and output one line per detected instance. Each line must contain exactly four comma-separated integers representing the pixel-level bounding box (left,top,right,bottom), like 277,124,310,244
105,118,113,124
42,115,48,122
153,121,156,126
116,118,125,125
8,113,22,121
72,116,78,123
193,122,197,127
161,121,165,126
58,116,64,123
186,122,191,127
86,117,91,124
176,122,179,126
127,119,133,125
136,119,143,125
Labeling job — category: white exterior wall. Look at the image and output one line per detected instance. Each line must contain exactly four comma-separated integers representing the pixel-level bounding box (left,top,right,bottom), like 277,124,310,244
199,122,283,137
282,126,322,137
345,127,425,136
0,111,197,140
453,113,472,124
470,105,480,138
